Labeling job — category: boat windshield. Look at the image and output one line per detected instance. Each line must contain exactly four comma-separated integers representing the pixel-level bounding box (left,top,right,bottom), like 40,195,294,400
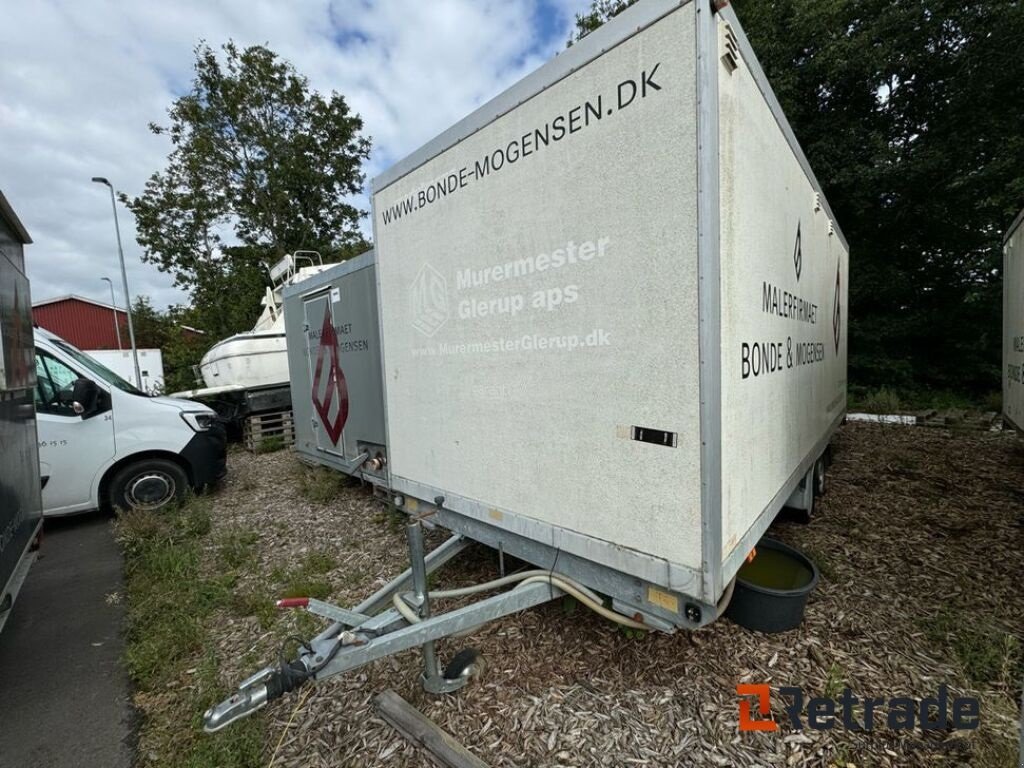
53,339,145,395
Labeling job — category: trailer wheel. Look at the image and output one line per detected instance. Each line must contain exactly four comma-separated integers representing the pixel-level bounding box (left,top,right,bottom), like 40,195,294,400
443,648,485,683
109,459,188,512
813,457,827,497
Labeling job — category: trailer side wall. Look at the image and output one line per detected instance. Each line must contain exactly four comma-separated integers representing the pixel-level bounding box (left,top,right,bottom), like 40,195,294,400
374,4,704,572
0,208,42,605
1004,212,1024,431
284,253,386,474
716,10,849,571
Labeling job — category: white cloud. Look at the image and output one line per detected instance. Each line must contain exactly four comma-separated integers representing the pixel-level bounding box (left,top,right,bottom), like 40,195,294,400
0,0,591,314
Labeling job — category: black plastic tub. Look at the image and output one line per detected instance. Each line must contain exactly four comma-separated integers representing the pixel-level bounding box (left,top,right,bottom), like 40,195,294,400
725,538,819,633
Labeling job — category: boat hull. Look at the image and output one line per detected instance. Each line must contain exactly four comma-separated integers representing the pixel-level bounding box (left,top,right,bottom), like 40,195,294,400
199,333,289,390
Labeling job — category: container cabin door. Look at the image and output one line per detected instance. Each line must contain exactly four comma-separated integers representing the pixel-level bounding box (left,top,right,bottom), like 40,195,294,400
303,289,347,458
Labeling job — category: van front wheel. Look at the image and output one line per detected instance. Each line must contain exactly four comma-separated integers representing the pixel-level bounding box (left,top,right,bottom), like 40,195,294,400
109,459,188,512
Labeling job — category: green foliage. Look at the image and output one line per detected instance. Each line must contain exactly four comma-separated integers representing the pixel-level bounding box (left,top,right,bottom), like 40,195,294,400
570,0,639,44
575,0,1024,399
296,465,354,503
216,527,259,570
125,41,370,290
302,550,338,574
823,661,845,698
115,497,227,689
277,575,332,601
920,608,1022,687
255,435,286,454
270,550,338,602
123,41,371,357
116,499,269,766
852,387,903,414
129,296,170,349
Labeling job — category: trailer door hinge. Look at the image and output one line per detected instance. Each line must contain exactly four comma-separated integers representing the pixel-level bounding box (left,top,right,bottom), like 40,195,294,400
720,22,740,74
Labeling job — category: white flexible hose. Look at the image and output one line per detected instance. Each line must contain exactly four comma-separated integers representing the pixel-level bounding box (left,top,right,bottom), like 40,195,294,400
429,569,603,603
392,571,647,630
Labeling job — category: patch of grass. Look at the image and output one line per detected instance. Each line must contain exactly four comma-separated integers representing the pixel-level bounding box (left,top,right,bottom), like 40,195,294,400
296,465,354,504
182,652,265,768
265,549,339,603
823,661,845,698
849,386,998,414
114,497,265,766
852,387,903,414
302,550,338,574
230,588,277,630
278,574,332,601
217,528,259,570
919,609,1022,687
256,436,285,454
981,390,1002,413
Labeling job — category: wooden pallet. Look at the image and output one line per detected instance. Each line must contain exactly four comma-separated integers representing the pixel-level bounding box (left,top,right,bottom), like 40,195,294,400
913,410,1002,432
244,409,295,452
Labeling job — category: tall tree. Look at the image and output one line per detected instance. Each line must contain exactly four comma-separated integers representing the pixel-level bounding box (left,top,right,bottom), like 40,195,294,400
129,296,170,350
125,40,371,300
574,0,1024,399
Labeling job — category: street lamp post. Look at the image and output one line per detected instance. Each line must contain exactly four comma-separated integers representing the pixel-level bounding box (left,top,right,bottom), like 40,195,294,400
91,177,141,387
100,276,122,351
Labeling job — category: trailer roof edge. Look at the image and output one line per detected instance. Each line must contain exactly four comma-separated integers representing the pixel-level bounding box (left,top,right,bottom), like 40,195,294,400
1004,207,1024,245
0,190,32,244
715,4,850,254
281,249,376,300
371,0,691,194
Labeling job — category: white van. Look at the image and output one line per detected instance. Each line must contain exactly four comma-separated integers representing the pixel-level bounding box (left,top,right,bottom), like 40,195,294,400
33,328,227,515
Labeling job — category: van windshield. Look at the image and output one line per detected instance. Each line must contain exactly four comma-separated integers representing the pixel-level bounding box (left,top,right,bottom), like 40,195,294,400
52,340,145,395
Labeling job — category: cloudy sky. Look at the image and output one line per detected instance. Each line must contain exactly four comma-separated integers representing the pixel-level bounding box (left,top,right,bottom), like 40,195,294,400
1,0,591,311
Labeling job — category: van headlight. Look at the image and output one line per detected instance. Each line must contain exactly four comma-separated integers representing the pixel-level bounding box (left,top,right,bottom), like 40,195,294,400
181,411,217,432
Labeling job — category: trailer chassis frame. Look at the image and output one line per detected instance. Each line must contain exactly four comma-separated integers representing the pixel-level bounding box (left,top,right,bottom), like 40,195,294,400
203,488,731,733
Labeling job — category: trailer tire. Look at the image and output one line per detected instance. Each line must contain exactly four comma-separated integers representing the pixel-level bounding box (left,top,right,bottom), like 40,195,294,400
109,459,189,512
443,648,484,683
813,457,827,497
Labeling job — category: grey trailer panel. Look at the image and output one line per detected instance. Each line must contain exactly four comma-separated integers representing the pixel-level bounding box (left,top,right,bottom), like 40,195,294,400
1004,210,1024,431
0,193,42,609
283,251,387,480
695,0,724,604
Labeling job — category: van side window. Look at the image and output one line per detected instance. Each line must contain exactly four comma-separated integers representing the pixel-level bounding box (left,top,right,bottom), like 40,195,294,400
35,350,81,416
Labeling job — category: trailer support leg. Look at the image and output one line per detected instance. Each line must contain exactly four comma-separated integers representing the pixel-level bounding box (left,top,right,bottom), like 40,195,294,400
406,519,466,694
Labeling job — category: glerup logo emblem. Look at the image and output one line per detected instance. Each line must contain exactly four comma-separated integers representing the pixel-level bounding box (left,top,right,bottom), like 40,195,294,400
311,306,349,445
410,263,448,337
793,222,802,281
832,262,841,353
738,684,778,732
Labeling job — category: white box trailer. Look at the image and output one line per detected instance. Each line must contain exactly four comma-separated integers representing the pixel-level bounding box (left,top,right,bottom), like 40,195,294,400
205,0,849,731
1004,208,1024,432
372,0,848,623
84,348,164,394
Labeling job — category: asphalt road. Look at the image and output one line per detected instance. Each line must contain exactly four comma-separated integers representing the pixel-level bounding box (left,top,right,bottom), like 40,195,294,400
0,513,134,768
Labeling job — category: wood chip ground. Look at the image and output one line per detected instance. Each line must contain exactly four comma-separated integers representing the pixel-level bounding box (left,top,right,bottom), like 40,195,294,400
172,423,1024,766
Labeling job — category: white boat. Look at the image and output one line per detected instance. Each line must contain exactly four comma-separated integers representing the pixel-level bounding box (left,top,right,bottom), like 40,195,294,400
172,252,329,399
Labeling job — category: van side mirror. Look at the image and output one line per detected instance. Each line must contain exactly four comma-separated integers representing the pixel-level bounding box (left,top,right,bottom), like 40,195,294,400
72,378,101,418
